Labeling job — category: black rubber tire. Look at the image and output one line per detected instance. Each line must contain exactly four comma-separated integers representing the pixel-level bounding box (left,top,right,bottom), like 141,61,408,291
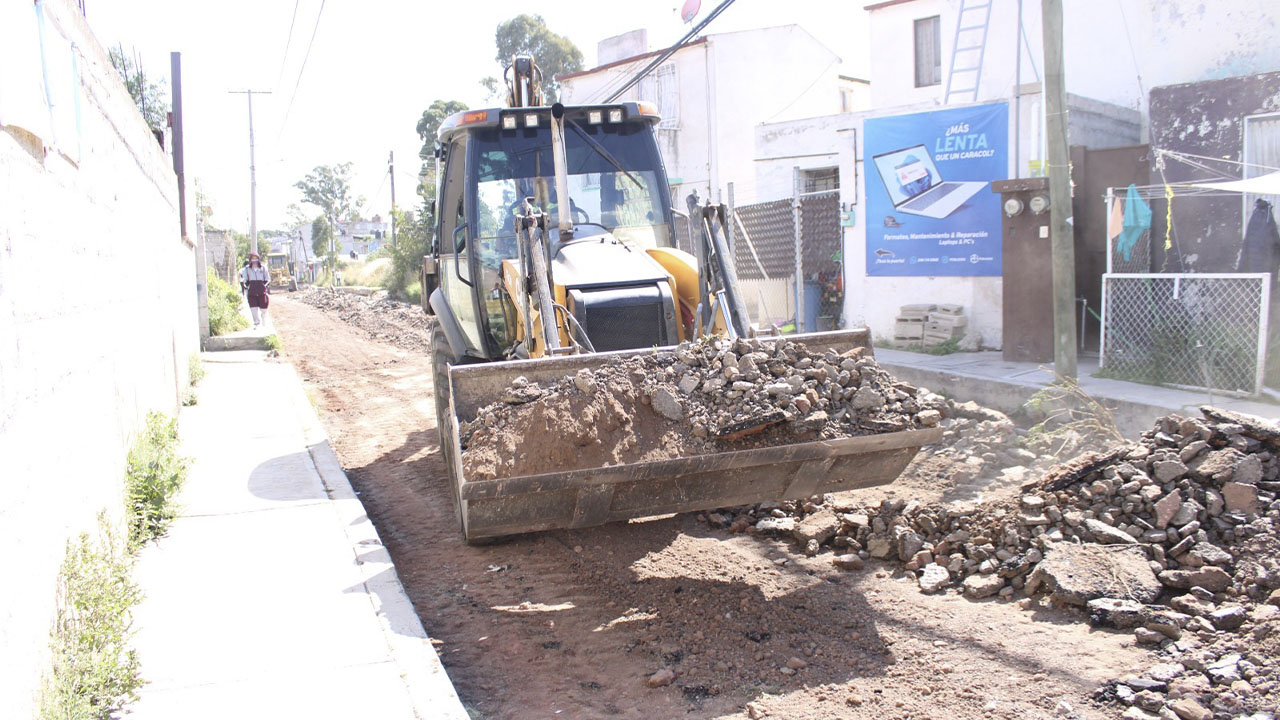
430,318,468,538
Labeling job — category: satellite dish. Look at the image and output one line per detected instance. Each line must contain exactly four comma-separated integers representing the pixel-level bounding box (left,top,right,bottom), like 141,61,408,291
681,0,701,23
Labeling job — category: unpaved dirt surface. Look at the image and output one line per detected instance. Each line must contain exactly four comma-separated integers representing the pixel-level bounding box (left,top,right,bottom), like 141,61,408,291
272,296,1154,720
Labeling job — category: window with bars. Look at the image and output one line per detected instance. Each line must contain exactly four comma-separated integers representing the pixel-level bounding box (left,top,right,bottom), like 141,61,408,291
914,16,941,88
656,64,678,129
804,167,839,193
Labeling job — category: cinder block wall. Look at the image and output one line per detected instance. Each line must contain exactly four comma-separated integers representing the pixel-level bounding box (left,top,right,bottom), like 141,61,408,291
0,1,198,715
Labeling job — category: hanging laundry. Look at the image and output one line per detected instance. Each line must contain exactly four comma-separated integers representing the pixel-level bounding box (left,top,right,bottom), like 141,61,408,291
1239,198,1280,275
1107,194,1124,242
1117,183,1152,262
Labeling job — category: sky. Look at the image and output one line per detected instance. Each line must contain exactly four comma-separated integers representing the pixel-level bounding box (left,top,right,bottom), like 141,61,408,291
86,1,869,232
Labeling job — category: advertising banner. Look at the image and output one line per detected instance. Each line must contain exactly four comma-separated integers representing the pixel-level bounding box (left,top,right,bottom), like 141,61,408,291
864,103,1008,276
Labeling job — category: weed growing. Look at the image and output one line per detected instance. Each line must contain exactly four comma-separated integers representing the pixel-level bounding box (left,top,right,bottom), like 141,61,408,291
124,413,189,552
187,353,205,386
263,334,283,352
207,269,248,336
1023,371,1123,458
40,515,142,720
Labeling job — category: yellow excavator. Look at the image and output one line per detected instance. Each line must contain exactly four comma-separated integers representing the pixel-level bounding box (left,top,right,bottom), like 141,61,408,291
422,57,938,541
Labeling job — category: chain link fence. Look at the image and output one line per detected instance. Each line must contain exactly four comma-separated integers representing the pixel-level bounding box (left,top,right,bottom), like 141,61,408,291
1100,273,1270,395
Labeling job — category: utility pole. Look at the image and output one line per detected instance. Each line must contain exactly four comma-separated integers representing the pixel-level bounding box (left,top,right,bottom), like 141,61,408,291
228,89,271,255
1041,0,1077,379
388,151,397,250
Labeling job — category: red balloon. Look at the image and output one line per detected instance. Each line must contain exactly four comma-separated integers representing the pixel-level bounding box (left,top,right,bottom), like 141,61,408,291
681,0,701,23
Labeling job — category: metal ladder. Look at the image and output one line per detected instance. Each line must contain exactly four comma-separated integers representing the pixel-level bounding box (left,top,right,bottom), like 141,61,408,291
944,0,993,104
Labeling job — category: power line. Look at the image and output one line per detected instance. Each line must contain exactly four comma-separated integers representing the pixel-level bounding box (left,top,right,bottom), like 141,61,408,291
277,0,326,140
274,0,302,91
603,0,738,103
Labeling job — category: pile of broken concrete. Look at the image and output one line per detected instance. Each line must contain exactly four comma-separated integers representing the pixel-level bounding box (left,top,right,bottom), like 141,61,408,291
461,335,948,479
727,405,1279,719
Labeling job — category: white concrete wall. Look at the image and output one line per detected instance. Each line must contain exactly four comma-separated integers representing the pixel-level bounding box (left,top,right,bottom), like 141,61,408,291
560,25,843,207
0,1,198,716
707,26,843,203
560,41,714,205
868,0,1280,130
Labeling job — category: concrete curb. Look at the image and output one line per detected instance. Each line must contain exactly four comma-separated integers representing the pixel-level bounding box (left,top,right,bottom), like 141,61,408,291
880,357,1280,438
280,363,470,720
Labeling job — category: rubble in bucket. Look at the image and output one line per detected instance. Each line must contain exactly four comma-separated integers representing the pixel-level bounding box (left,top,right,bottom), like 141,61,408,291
712,406,1280,718
459,335,947,482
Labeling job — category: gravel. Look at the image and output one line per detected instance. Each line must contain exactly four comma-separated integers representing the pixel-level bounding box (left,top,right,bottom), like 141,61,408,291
698,405,1280,717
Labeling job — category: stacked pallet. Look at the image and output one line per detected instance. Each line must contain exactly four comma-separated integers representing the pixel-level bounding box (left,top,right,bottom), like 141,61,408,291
893,304,968,348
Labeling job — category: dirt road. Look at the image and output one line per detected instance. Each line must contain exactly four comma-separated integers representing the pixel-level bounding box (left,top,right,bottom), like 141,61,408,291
271,295,1147,720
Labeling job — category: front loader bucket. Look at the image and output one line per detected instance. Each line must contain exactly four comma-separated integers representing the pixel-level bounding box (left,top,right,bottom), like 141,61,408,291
441,329,942,541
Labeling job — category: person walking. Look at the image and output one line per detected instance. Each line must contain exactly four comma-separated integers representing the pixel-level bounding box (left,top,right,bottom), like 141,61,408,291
244,253,271,327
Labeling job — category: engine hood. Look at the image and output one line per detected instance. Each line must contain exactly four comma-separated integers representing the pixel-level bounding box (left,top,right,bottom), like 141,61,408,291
551,234,671,290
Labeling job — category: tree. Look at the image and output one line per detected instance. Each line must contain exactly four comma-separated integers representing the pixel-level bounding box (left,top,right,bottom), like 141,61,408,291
311,217,332,260
416,100,469,163
489,15,584,102
232,231,251,269
385,208,429,301
284,203,312,231
108,46,167,133
414,100,466,233
296,163,360,275
294,163,360,226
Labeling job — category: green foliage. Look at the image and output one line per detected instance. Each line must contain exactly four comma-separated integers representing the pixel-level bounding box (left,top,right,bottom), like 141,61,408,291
263,334,283,352
311,216,333,259
416,100,469,162
108,46,167,133
187,353,205,386
492,15,584,101
295,163,360,228
891,338,961,355
415,100,466,220
125,413,188,552
232,231,251,268
40,515,142,720
384,208,430,301
207,269,248,337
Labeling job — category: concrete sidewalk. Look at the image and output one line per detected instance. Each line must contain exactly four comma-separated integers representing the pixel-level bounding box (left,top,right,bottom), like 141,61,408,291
124,349,467,719
878,348,1280,436
204,295,278,351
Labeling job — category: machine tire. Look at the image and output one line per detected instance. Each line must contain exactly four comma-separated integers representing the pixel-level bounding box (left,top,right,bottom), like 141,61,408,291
430,317,467,538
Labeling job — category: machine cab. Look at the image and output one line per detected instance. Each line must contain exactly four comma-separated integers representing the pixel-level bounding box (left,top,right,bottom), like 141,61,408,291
427,102,684,360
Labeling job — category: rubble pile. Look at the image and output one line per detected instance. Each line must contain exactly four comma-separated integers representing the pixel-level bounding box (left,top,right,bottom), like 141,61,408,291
294,287,433,353
716,406,1280,717
460,336,947,481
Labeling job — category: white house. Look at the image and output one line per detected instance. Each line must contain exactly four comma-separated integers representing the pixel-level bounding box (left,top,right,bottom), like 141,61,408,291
753,0,1280,349
558,25,852,208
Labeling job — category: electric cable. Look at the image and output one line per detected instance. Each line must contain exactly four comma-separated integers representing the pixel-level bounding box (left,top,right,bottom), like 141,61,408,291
274,0,301,91
276,0,326,140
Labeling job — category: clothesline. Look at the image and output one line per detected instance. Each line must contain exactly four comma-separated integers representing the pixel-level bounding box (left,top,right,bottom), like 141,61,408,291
1103,149,1280,199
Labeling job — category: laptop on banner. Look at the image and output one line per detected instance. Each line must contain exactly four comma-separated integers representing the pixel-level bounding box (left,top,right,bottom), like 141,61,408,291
872,144,986,219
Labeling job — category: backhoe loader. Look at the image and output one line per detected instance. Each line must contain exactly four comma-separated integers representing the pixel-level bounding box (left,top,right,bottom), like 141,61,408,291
422,57,940,541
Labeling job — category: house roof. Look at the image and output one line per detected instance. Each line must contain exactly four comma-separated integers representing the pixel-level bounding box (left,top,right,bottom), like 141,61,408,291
864,0,923,11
